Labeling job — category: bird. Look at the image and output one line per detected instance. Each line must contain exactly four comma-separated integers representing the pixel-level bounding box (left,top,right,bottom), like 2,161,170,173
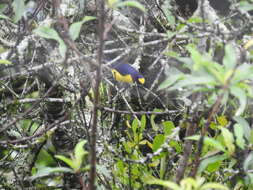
111,63,145,84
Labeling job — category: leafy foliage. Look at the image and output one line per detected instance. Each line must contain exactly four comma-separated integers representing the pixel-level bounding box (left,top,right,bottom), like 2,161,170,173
1,0,253,189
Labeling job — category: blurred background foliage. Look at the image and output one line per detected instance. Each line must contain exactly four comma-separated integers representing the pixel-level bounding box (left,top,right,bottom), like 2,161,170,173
1,0,253,189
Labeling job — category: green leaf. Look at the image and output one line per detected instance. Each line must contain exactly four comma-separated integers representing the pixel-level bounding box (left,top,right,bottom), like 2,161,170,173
69,16,96,41
151,109,161,131
116,1,146,12
0,14,10,20
12,0,25,22
69,22,83,40
152,134,165,152
140,115,146,132
74,140,88,170
123,141,132,153
159,156,166,179
107,0,119,8
58,42,67,58
230,85,247,116
55,155,76,170
132,118,139,135
169,140,182,153
21,119,39,135
234,123,245,149
161,2,175,26
181,178,199,187
163,121,175,136
158,73,184,90
36,149,56,167
239,1,253,12
187,44,226,83
244,152,253,171
223,44,236,71
186,135,226,152
168,75,216,90
201,183,229,190
0,4,7,13
232,63,253,83
116,160,125,173
30,167,73,181
187,44,203,70
163,50,179,58
221,128,235,154
188,16,203,23
33,26,67,58
144,176,180,189
0,59,12,65
233,116,251,141
198,154,228,173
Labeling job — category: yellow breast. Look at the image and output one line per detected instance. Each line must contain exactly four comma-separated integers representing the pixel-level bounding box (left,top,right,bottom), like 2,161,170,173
111,69,134,83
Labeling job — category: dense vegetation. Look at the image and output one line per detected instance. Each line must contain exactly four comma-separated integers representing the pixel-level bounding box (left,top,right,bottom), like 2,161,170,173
1,0,253,189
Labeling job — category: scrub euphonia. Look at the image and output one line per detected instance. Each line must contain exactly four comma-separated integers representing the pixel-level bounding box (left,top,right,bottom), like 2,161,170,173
111,63,145,84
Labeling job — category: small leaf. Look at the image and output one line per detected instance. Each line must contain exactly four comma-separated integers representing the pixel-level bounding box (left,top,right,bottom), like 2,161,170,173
160,156,166,179
230,85,247,116
33,26,66,57
123,141,132,153
163,121,175,136
198,154,228,173
69,16,96,40
107,0,119,8
151,109,161,131
12,0,25,22
234,123,245,149
201,183,229,190
221,128,235,155
82,16,96,23
181,178,198,188
244,152,253,171
168,75,216,91
116,1,146,12
158,73,184,90
144,176,180,189
140,115,146,132
152,134,165,152
161,2,175,26
36,149,56,167
0,14,10,20
223,44,236,71
58,40,67,58
163,50,179,58
169,141,182,153
74,140,88,171
239,1,253,12
233,116,251,141
116,160,125,173
0,59,12,65
30,167,73,181
33,26,60,40
188,17,203,23
132,118,139,135
55,155,76,170
186,135,226,152
232,63,253,83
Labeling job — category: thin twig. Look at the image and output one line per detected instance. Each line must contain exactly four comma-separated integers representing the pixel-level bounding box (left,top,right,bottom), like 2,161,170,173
89,1,105,189
99,106,179,115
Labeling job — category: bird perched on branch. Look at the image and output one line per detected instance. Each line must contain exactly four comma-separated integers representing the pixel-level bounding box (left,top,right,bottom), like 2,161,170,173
111,63,145,84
